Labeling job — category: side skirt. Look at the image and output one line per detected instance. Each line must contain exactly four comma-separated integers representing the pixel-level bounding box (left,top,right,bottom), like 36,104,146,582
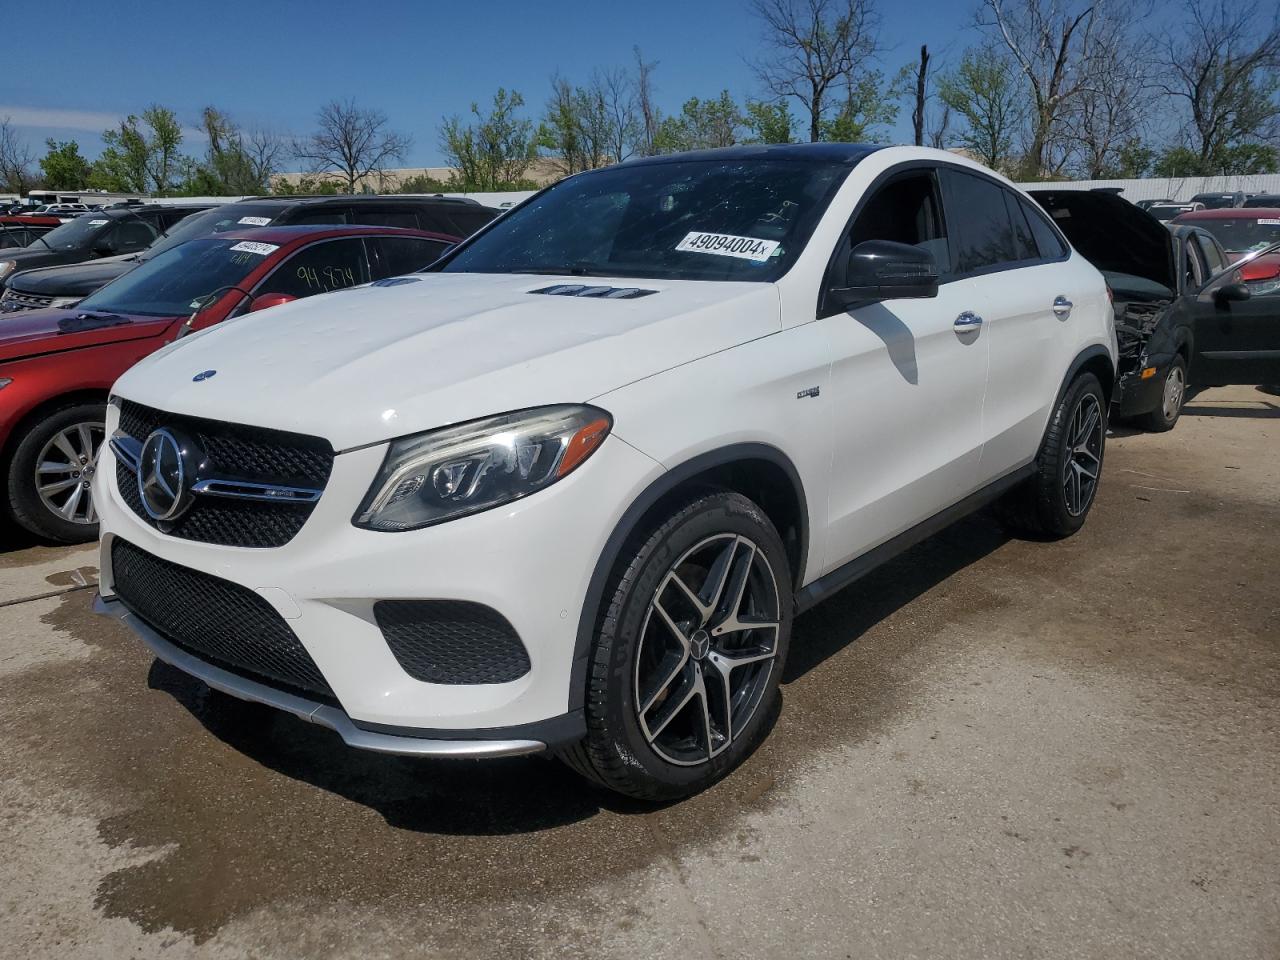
794,463,1036,614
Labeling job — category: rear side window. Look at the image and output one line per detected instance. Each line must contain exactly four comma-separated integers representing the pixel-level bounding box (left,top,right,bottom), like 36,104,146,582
1021,197,1068,259
369,236,452,277
353,209,419,229
286,207,349,226
1003,192,1037,261
419,205,496,237
940,169,1022,274
258,238,371,297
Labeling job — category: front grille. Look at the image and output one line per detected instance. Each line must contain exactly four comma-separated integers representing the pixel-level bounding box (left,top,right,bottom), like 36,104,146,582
0,290,54,311
115,399,333,548
111,538,335,701
373,600,531,684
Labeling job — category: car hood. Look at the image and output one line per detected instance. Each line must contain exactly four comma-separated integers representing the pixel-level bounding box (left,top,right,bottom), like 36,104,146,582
0,307,175,363
1030,190,1176,292
0,247,77,277
5,255,138,297
114,272,781,449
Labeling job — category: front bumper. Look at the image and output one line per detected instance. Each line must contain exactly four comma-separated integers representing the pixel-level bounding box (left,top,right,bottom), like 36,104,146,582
1114,352,1174,419
94,410,663,741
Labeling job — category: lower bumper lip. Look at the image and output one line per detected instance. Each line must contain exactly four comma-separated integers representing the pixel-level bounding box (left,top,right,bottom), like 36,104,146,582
93,593,547,759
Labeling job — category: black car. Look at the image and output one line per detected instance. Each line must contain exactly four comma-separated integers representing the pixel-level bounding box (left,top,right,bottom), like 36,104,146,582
1243,194,1280,208
1031,189,1280,431
0,195,497,311
0,204,211,296
1188,191,1245,209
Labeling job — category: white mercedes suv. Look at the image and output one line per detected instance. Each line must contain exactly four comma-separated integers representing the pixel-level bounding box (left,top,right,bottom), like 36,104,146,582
94,145,1115,799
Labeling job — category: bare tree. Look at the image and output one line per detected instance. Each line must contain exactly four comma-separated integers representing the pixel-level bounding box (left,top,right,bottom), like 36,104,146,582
633,46,660,156
599,67,639,163
912,45,930,146
246,128,286,192
0,117,35,194
977,0,1130,176
751,0,882,143
295,99,411,193
1159,0,1280,170
1065,32,1154,177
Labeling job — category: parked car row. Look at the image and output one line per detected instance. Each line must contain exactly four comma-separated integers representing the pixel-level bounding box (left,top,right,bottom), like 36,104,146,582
3,144,1277,801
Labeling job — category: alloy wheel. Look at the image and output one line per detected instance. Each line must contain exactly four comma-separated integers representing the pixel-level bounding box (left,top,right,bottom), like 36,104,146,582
634,533,781,766
34,421,104,525
1162,365,1186,421
1062,393,1103,518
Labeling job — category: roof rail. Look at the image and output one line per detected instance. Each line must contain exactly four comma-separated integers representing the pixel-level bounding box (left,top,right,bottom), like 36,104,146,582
242,193,480,205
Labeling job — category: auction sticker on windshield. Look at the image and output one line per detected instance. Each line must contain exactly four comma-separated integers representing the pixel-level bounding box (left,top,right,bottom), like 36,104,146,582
676,231,780,262
238,216,272,226
229,241,279,256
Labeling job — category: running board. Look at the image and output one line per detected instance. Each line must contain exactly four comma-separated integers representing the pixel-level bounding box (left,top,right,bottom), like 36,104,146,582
794,463,1035,614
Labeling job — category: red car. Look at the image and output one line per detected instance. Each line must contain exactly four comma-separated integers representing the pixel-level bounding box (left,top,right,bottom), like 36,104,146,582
1171,207,1280,294
0,224,457,543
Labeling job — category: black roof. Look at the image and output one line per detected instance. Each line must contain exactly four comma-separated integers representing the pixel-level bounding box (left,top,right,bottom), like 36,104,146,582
623,142,885,167
241,194,482,206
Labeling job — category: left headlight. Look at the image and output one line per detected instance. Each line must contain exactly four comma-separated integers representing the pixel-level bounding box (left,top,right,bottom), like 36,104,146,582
0,261,16,280
353,404,612,532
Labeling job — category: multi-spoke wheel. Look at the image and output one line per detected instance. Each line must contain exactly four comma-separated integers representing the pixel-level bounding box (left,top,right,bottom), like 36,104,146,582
563,491,793,800
997,372,1106,539
636,534,781,766
1062,393,1102,518
1136,355,1188,433
6,401,108,543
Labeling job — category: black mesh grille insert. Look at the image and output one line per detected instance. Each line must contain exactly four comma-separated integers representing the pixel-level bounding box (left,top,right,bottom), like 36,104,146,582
115,399,333,548
111,538,335,701
374,600,531,685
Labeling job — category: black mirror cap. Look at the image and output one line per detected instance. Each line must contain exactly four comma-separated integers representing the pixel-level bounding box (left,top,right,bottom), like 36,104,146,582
830,239,939,305
1215,280,1251,304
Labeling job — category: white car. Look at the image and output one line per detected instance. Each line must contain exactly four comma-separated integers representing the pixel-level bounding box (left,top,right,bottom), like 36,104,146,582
94,145,1115,799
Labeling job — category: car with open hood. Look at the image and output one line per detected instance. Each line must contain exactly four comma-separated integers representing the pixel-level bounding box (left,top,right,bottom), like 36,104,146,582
94,144,1116,800
0,195,495,313
0,224,457,543
1032,190,1280,431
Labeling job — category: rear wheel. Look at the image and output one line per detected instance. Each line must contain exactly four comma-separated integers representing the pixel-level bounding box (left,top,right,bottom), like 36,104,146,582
998,373,1106,539
6,402,106,544
562,491,792,800
1135,355,1187,432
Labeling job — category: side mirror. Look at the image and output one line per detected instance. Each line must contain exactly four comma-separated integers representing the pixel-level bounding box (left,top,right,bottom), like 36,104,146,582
829,239,939,307
249,292,297,313
1214,281,1251,304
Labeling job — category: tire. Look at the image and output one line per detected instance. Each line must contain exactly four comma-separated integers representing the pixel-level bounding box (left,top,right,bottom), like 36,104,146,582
6,401,107,544
1135,355,1187,432
561,490,793,801
998,372,1106,540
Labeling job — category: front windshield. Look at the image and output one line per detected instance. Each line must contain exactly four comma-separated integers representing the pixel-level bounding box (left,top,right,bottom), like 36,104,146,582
28,214,112,251
142,202,279,260
440,157,850,282
75,237,270,317
1189,216,1280,255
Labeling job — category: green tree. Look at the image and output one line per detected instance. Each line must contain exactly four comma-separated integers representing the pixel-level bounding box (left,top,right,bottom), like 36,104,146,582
92,116,149,191
653,91,745,152
537,75,612,176
820,73,898,142
142,105,183,194
938,48,1023,170
1101,138,1155,178
439,89,538,190
744,100,794,143
39,139,91,189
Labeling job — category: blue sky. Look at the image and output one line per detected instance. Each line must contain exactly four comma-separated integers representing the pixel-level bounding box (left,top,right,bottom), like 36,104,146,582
5,0,977,168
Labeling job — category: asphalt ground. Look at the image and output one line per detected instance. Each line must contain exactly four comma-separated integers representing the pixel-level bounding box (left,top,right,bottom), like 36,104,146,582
2,384,1277,959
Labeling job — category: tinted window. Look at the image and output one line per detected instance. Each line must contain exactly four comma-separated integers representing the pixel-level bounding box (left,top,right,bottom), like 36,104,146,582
27,214,114,251
142,203,282,260
1185,216,1280,255
424,205,496,237
940,170,1021,273
441,158,849,282
1194,234,1225,274
1004,192,1036,261
288,207,349,226
75,238,269,317
355,209,418,229
369,236,451,278
105,218,158,253
258,238,370,297
1021,198,1067,259
845,170,948,277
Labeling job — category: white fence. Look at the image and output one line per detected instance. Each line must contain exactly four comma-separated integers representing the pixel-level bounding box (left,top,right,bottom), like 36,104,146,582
1014,174,1280,203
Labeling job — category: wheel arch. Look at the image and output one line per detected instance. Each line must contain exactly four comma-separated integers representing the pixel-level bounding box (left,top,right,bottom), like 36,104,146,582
568,442,809,713
1060,344,1115,407
1,388,110,465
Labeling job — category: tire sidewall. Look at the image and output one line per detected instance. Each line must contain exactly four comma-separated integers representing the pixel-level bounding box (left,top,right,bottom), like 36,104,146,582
1040,373,1106,535
6,402,105,543
1157,356,1187,429
594,493,793,796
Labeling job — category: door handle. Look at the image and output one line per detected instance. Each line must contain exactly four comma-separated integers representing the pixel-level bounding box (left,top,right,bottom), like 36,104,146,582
954,311,984,330
1052,295,1073,319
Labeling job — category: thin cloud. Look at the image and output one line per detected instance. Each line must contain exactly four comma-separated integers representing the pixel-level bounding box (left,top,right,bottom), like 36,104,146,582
0,104,206,141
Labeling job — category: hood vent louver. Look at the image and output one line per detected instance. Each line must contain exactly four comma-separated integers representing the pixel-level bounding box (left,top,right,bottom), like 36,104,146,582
371,276,423,287
530,284,657,300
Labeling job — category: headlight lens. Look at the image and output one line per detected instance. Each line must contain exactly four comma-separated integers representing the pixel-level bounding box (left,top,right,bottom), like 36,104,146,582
353,404,612,531
0,261,16,279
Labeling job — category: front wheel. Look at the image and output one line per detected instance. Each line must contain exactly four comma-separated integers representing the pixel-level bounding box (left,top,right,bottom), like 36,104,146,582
1135,355,1187,432
6,402,107,543
561,491,792,800
998,372,1106,540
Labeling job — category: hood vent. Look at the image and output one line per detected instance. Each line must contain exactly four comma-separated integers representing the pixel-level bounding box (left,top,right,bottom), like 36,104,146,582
530,284,657,300
371,276,423,287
